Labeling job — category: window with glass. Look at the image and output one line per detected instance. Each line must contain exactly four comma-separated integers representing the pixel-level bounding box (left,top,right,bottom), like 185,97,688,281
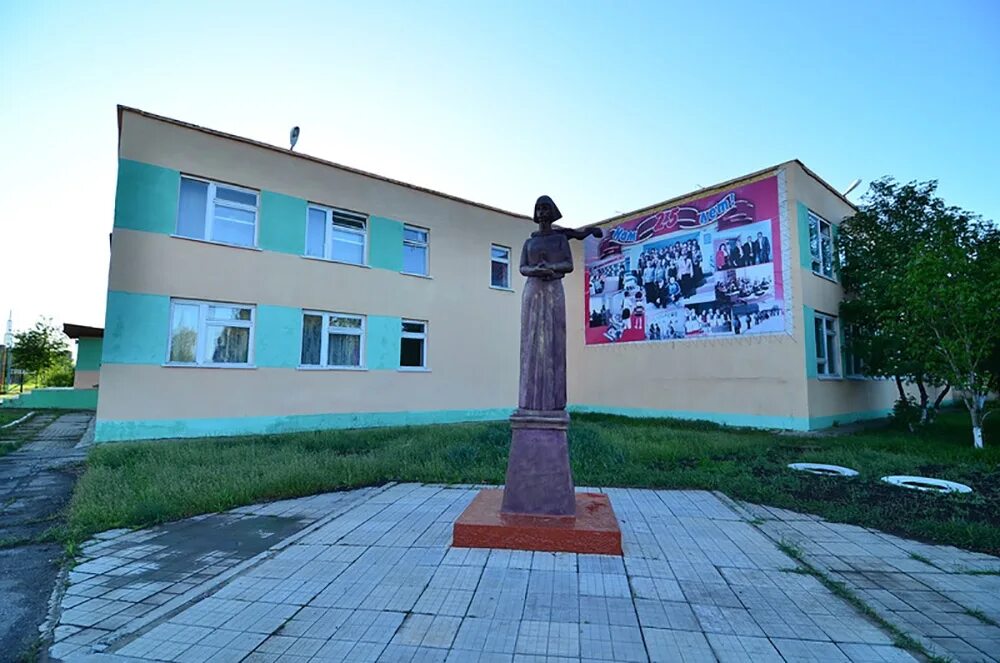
491,244,511,289
808,210,835,278
814,313,839,377
403,225,429,276
168,299,254,366
843,325,865,377
177,177,258,248
300,312,365,368
305,205,367,265
400,320,427,369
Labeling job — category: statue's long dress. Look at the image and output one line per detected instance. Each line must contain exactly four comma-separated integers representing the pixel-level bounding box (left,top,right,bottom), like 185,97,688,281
519,276,567,411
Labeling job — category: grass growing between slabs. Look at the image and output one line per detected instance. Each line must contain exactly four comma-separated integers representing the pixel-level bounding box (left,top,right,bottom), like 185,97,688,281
0,408,33,428
776,540,950,663
0,409,36,458
66,410,1000,554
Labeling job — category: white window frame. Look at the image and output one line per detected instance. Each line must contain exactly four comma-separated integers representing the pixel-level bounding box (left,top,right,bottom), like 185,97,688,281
814,312,840,378
402,224,430,276
490,244,512,290
808,210,835,280
399,319,428,370
305,204,369,266
166,298,255,367
177,176,259,248
300,311,366,370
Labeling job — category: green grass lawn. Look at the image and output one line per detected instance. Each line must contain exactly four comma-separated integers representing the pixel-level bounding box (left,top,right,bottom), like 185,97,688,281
66,410,1000,555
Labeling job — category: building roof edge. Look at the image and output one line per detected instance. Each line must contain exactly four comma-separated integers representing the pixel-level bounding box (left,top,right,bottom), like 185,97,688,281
63,323,104,339
116,105,533,221
582,159,858,229
115,107,859,230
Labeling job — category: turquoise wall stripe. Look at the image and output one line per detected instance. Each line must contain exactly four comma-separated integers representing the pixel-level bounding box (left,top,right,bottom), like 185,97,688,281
114,159,179,234
259,191,307,255
256,305,303,368
803,305,817,378
113,159,410,275
369,216,404,271
1,388,98,410
572,404,902,432
797,202,812,269
102,291,170,365
94,407,515,442
93,402,912,441
807,408,892,430
570,405,811,431
76,338,103,371
367,315,402,369
99,293,404,370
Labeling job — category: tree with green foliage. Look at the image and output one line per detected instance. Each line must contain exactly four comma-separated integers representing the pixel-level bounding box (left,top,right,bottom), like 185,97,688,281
42,350,75,387
10,318,70,387
839,179,953,423
906,223,1000,448
839,178,999,447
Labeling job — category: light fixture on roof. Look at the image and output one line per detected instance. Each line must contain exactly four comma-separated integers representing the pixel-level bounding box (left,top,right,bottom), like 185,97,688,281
843,178,862,196
289,126,300,151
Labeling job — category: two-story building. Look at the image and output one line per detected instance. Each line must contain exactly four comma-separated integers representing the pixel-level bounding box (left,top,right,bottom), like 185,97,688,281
95,107,913,441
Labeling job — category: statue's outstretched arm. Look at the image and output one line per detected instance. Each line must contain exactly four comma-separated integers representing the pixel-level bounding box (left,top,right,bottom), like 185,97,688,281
556,227,603,241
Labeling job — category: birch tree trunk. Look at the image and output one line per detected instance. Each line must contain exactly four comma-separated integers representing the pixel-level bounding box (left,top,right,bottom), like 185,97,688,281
966,394,985,450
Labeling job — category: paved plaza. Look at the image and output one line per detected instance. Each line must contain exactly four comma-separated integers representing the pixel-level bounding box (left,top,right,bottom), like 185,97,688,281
46,483,1000,662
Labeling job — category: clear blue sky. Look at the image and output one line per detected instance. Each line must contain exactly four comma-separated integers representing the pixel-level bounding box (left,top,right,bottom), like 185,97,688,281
1,1,997,333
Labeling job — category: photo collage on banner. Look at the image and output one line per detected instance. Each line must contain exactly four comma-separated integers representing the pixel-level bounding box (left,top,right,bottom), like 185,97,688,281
584,176,785,345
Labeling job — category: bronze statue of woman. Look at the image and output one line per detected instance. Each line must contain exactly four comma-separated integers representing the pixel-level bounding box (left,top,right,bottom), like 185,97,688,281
518,196,601,412
501,196,601,517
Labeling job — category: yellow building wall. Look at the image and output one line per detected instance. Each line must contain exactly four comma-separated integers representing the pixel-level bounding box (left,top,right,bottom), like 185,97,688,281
97,111,532,439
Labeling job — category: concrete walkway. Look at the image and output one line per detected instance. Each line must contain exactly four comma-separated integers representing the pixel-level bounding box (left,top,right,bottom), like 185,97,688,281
0,411,93,660
735,501,1000,662
46,484,1000,663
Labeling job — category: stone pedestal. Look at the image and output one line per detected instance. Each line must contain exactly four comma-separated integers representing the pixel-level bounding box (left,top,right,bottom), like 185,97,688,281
500,409,575,516
452,489,622,555
452,408,623,556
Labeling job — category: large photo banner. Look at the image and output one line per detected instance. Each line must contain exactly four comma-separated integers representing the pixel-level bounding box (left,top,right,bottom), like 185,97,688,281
584,175,786,345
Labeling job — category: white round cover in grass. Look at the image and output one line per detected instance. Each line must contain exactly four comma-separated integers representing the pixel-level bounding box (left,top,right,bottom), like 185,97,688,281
881,475,973,494
788,463,859,477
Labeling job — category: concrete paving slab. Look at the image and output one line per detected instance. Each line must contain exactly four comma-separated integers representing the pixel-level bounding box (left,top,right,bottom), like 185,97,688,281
50,485,997,662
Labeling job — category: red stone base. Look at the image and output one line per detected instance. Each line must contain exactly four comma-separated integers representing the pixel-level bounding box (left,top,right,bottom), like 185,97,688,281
452,489,623,555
